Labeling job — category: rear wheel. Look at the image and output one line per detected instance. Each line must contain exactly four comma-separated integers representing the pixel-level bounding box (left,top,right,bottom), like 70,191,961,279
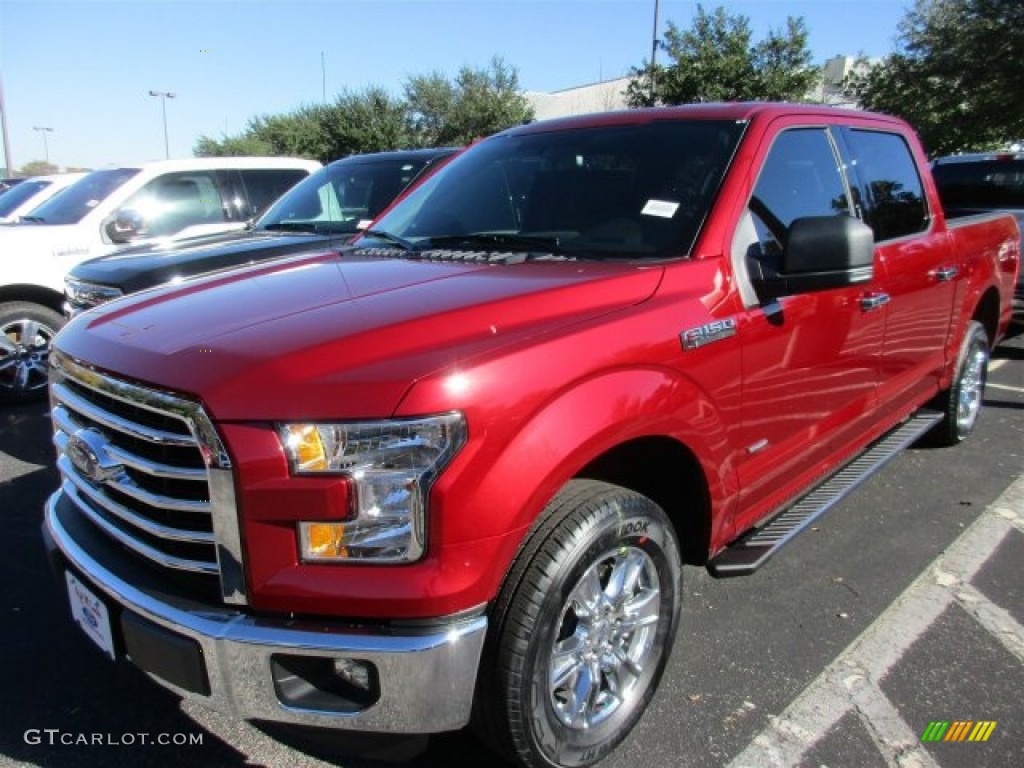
932,320,989,446
0,302,64,404
473,480,682,768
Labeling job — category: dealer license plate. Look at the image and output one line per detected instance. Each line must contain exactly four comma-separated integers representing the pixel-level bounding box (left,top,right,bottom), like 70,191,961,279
65,572,115,660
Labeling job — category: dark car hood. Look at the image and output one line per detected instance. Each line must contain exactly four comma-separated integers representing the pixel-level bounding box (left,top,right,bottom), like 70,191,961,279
56,250,663,420
69,229,354,294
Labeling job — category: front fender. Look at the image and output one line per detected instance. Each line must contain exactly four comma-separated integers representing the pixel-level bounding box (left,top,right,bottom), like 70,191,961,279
419,366,737,569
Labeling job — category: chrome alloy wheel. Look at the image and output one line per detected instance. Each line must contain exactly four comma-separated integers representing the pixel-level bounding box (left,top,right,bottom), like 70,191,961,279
956,339,988,436
548,546,661,729
0,317,55,396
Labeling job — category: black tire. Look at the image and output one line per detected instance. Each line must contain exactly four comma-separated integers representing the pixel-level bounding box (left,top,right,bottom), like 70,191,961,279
0,301,64,405
931,320,989,446
473,479,682,768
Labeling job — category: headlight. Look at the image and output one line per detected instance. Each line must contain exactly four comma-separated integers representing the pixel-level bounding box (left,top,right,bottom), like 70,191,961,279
65,278,123,310
278,413,466,563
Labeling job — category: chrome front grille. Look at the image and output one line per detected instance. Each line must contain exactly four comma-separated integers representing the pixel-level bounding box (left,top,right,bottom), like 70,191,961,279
50,350,246,605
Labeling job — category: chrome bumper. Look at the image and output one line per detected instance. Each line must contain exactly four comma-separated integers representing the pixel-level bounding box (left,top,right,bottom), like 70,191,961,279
44,491,488,733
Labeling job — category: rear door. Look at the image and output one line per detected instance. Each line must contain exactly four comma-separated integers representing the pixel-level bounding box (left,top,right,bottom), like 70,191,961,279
838,128,956,417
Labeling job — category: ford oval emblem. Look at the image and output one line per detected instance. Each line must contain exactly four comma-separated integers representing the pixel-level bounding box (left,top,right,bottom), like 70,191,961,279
66,428,123,485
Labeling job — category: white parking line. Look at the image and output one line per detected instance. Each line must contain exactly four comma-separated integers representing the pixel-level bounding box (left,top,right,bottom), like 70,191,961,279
986,382,1024,393
726,475,1024,768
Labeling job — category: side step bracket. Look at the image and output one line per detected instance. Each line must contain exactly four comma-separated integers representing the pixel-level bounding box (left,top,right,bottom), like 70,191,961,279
707,410,943,578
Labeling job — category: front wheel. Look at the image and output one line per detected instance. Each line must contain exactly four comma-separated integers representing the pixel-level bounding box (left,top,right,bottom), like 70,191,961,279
473,480,682,768
0,301,64,405
931,320,989,446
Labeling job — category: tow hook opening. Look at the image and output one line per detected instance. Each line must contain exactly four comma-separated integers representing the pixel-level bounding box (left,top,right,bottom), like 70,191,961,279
271,654,380,714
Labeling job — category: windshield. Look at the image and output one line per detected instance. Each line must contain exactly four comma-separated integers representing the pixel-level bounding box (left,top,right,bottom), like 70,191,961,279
24,168,140,225
933,159,1024,209
257,157,435,234
0,180,51,218
367,120,745,259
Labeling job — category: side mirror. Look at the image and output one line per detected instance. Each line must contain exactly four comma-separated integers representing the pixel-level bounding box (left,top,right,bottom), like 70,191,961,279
761,216,874,299
106,208,147,244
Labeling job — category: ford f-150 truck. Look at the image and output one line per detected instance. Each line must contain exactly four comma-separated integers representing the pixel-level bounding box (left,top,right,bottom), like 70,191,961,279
43,104,1019,768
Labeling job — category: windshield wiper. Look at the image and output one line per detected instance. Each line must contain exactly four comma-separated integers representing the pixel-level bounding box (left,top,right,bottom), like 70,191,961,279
362,228,414,250
261,222,323,233
423,232,566,252
19,215,45,223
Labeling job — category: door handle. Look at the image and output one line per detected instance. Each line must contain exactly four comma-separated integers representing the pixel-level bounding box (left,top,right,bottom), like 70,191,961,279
860,293,890,312
932,266,959,281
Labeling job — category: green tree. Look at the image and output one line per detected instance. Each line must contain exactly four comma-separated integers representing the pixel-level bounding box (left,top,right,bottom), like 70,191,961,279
845,0,1024,156
194,134,274,157
405,57,533,146
626,4,818,107
195,60,531,160
18,160,58,176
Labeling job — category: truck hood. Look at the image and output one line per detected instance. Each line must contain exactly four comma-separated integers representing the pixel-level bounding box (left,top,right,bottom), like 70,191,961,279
55,250,664,420
70,229,342,294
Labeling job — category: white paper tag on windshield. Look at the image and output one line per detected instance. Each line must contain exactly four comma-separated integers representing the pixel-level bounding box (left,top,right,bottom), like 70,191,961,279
356,219,373,230
641,199,679,218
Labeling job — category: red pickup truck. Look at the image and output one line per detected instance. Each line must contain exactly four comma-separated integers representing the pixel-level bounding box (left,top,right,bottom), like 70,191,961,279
44,104,1019,768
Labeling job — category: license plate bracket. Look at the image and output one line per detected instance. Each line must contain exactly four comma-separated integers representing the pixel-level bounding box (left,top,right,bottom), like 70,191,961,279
65,571,115,660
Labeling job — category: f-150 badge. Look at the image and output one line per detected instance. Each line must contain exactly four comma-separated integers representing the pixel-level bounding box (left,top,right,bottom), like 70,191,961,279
680,318,737,350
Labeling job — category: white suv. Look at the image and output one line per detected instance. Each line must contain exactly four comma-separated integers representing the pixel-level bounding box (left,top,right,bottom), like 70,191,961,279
0,156,320,403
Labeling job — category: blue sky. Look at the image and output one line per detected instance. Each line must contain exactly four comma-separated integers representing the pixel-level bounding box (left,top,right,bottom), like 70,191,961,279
1,0,911,171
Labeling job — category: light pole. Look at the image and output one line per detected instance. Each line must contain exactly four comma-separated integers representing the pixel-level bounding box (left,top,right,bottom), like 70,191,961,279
32,126,53,163
148,90,176,159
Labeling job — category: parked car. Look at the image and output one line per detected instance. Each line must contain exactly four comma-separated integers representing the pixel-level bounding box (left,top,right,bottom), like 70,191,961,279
0,178,25,194
43,104,1018,768
64,148,457,317
932,152,1024,316
0,172,86,224
0,156,319,403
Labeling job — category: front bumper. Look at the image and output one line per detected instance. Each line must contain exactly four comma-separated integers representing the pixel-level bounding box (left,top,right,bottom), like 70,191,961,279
44,491,488,733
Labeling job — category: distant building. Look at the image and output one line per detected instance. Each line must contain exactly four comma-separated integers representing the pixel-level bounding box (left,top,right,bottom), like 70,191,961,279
523,55,879,120
524,77,631,121
810,54,881,107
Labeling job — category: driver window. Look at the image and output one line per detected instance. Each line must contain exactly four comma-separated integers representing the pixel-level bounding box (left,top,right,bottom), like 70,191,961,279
737,128,851,297
117,172,226,239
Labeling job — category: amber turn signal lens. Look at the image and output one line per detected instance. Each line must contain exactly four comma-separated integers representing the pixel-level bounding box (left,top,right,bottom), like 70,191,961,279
282,425,328,472
302,522,347,559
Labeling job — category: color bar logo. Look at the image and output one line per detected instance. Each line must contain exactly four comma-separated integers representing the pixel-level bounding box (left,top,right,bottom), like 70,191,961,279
921,721,997,742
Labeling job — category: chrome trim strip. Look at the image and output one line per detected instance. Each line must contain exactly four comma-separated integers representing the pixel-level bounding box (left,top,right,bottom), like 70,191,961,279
52,385,195,447
58,454,215,546
54,407,207,481
60,481,219,575
46,493,487,733
51,350,247,604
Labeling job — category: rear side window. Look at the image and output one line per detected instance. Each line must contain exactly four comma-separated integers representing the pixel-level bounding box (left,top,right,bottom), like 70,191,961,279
749,128,851,255
238,169,309,219
845,130,928,241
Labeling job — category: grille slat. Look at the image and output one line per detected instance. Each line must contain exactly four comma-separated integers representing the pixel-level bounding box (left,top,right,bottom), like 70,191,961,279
57,456,215,545
50,351,245,604
52,381,196,447
53,406,207,481
62,481,219,575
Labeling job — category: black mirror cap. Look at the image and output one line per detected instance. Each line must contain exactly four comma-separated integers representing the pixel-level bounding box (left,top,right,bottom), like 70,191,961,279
105,209,146,244
762,216,874,299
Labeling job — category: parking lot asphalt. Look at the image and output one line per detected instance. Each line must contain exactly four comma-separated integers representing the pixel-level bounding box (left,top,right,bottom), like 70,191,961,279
0,326,1021,768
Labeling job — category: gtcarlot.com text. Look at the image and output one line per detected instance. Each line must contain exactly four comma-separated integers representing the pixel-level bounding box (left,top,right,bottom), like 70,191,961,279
25,729,203,746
